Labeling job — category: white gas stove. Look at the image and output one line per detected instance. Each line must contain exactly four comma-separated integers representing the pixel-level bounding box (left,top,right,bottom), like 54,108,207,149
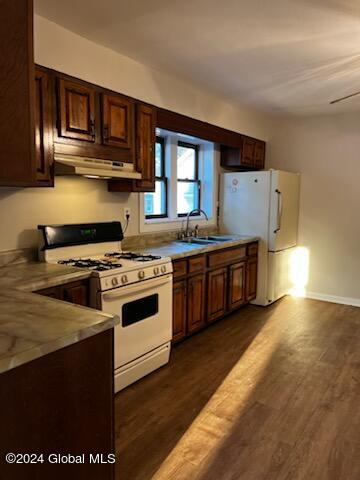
38,222,173,392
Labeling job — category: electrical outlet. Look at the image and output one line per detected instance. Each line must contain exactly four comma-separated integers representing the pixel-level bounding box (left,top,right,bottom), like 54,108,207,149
124,207,131,220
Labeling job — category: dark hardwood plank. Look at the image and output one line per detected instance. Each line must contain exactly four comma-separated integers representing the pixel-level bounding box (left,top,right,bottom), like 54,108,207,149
115,297,360,480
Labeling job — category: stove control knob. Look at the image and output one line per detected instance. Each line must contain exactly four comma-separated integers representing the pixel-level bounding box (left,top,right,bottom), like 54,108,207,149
121,275,128,284
154,267,160,275
161,265,166,273
112,277,118,287
138,270,145,279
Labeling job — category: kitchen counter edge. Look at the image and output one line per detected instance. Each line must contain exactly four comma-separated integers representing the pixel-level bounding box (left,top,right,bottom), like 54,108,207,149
138,235,260,260
0,263,119,375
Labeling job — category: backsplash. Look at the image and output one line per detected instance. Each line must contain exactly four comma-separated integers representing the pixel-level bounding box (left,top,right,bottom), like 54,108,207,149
0,227,219,268
0,248,37,268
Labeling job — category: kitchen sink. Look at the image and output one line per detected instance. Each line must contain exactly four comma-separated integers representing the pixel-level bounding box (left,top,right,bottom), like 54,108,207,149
178,235,236,245
197,235,236,242
178,238,216,245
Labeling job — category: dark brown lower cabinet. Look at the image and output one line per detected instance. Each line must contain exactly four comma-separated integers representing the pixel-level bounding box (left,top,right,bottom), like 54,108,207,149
228,261,246,311
0,330,115,480
187,274,206,333
62,281,89,306
36,279,90,306
172,242,258,343
207,267,227,323
172,279,187,342
246,258,258,301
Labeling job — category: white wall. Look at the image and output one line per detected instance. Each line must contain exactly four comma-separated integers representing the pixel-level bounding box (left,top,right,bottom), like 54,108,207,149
268,112,360,304
0,177,138,250
0,15,275,252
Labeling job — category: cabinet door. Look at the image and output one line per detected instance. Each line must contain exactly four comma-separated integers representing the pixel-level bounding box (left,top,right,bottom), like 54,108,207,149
187,274,206,334
242,137,255,167
254,141,265,169
0,0,36,187
173,280,187,343
228,261,246,311
36,286,61,300
134,104,156,192
34,69,53,185
58,79,96,142
102,94,134,148
62,283,89,306
246,258,258,301
207,268,227,323
220,145,241,168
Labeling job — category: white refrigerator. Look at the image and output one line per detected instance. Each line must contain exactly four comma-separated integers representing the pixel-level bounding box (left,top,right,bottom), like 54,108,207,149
220,170,300,306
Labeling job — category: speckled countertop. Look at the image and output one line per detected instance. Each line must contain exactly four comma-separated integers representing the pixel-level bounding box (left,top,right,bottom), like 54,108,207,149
0,262,119,375
136,235,260,260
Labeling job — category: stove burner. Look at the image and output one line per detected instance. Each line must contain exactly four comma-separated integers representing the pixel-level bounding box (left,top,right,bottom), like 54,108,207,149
105,252,162,262
58,258,122,272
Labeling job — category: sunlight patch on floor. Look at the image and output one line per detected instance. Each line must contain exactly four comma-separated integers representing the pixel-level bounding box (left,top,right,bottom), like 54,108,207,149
152,305,285,479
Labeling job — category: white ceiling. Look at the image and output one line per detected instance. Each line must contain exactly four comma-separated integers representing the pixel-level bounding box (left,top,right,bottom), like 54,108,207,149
35,0,360,115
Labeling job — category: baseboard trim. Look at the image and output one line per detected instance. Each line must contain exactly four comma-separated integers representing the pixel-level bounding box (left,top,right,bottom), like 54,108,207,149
305,291,360,308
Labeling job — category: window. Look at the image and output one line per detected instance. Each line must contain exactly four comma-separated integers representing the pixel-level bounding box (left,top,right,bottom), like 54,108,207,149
141,130,216,232
144,137,167,218
177,141,200,216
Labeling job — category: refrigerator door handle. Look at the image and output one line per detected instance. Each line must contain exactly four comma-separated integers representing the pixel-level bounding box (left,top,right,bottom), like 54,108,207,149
274,189,283,233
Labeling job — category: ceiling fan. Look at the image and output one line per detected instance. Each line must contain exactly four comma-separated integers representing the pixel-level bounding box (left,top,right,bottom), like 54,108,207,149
330,90,360,104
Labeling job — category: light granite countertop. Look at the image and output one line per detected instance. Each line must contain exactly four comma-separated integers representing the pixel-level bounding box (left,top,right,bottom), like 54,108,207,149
136,235,260,260
0,262,119,375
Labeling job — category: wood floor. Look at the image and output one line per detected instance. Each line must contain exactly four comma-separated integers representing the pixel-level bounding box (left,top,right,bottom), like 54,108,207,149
115,297,360,480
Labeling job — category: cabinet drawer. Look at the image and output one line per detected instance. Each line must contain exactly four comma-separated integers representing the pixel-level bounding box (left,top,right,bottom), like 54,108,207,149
208,246,246,268
188,255,205,274
247,243,258,257
173,260,187,278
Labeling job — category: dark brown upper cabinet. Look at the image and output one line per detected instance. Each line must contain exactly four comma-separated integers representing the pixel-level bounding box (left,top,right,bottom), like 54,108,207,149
58,79,96,143
102,94,134,149
53,73,136,164
34,68,54,186
0,2,54,187
221,137,265,171
134,103,156,192
242,137,256,166
108,103,156,192
0,0,46,187
254,141,266,169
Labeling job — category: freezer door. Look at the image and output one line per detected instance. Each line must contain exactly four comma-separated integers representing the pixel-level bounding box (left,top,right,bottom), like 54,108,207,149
267,248,296,303
268,170,300,252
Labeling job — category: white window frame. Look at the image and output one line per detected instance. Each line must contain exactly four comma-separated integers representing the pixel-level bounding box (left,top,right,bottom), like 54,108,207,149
139,132,219,233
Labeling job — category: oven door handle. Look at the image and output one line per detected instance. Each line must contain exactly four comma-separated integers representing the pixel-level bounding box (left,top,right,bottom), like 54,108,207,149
102,274,172,301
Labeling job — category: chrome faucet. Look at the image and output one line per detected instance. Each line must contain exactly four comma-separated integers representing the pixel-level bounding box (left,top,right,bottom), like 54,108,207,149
185,209,208,238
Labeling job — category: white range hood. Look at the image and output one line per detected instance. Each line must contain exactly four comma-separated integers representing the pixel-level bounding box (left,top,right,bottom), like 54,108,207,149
54,155,141,180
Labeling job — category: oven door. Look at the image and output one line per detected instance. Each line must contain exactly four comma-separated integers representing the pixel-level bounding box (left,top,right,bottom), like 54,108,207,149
101,274,172,369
